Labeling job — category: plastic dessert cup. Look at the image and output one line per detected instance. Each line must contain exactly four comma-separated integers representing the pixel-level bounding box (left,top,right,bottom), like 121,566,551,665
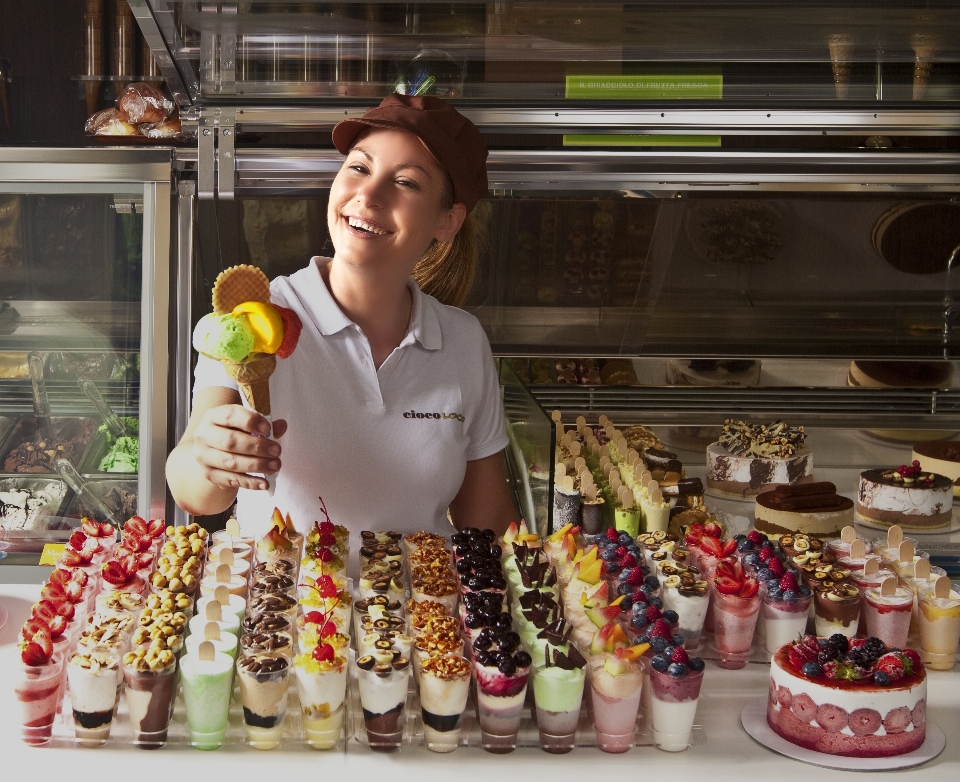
357,658,411,752
918,588,960,671
712,587,760,669
15,655,65,745
185,632,239,660
474,659,530,753
648,666,703,752
195,593,247,625
295,652,348,750
901,565,948,635
187,611,241,639
761,590,811,655
419,655,472,752
589,656,643,753
67,651,121,746
862,584,914,649
532,662,586,754
179,648,236,749
813,584,861,639
122,656,177,748
661,582,709,651
237,654,291,750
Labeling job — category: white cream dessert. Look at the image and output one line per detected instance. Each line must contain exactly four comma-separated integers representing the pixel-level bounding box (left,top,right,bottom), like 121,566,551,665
67,651,121,746
706,419,812,499
419,655,472,752
295,650,348,750
856,463,953,530
658,564,709,650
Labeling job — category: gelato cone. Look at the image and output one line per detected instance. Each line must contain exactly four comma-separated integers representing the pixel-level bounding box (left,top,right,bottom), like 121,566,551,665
828,34,854,100
225,354,277,416
911,34,939,101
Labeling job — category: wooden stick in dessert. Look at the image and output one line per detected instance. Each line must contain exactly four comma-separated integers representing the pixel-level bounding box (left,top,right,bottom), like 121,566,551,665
204,621,222,642
551,410,563,444
198,640,215,661
840,526,857,544
898,540,915,565
218,547,235,568
887,525,904,550
915,557,931,580
214,585,232,606
911,34,939,101
226,518,241,538
934,574,951,599
863,557,880,576
827,33,854,100
849,539,867,561
205,600,224,622
880,576,897,597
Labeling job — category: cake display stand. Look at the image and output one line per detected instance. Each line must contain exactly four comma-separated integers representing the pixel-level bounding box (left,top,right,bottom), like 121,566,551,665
740,697,945,771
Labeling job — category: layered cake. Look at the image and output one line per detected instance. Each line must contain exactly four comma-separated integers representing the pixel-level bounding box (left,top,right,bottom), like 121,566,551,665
754,482,853,538
768,635,926,758
912,440,960,498
706,419,812,499
856,462,953,530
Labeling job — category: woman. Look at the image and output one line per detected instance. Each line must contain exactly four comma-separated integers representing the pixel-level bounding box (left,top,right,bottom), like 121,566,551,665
166,94,518,562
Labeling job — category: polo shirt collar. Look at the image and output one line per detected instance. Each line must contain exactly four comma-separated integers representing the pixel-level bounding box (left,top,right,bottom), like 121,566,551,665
304,256,442,350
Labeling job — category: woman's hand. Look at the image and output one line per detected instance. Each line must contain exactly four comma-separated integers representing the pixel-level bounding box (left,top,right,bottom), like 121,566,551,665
191,404,285,491
166,386,286,516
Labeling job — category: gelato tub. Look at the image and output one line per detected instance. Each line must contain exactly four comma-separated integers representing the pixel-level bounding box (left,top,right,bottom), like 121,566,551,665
0,476,68,534
59,478,138,524
0,416,97,475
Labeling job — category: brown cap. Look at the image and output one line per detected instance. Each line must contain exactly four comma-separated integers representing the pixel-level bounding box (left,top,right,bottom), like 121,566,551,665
332,94,488,213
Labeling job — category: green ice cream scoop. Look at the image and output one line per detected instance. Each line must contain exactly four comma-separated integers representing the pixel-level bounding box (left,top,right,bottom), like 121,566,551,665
193,313,255,362
98,435,139,473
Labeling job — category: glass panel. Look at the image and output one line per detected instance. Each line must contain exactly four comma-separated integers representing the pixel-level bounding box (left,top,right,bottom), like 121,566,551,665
0,191,143,548
149,1,960,104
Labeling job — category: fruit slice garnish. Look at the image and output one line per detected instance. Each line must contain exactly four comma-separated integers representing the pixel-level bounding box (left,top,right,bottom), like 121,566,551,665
738,577,759,598
715,575,741,595
21,617,50,642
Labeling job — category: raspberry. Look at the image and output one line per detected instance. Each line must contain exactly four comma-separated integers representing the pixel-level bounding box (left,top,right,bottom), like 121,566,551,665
757,547,773,563
747,530,765,545
615,546,628,558
649,619,672,639
822,661,840,679
620,554,638,569
606,528,620,542
767,558,785,577
626,569,644,586
778,572,799,592
645,605,663,622
670,646,690,665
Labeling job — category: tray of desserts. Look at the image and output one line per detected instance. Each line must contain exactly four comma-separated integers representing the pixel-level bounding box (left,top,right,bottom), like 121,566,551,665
0,416,98,478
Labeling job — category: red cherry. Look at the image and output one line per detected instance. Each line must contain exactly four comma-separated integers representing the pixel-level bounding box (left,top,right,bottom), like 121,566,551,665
312,643,335,663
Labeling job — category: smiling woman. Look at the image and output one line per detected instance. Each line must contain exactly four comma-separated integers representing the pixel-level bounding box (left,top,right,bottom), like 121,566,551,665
167,95,518,570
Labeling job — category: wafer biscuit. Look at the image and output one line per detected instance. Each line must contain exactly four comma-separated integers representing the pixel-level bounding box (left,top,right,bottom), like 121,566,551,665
212,264,270,315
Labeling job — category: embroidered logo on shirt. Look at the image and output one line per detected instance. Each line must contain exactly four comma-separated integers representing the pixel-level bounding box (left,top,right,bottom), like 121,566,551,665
403,409,465,422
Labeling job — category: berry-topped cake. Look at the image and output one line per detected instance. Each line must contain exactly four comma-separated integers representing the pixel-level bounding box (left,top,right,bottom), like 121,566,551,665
768,634,926,757
911,440,960,498
706,419,813,499
856,462,953,530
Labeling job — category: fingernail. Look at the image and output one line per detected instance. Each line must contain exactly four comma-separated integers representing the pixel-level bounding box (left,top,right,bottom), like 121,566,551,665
257,422,271,434
268,460,281,471
267,445,280,457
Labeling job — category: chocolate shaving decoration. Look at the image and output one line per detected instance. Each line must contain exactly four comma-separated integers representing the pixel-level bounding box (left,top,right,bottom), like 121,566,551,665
552,645,587,670
518,589,544,609
545,566,558,588
520,568,534,589
537,618,567,645
523,605,549,628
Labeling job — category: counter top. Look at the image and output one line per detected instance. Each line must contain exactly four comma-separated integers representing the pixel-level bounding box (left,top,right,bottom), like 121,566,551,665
1,582,957,782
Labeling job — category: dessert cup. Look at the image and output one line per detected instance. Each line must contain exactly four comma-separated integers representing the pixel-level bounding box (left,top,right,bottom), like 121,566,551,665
813,584,861,639
15,655,64,745
184,632,239,660
862,584,914,649
918,588,960,671
187,611,240,639
67,651,121,746
179,650,236,749
195,593,247,625
761,589,811,654
532,661,586,754
712,587,760,669
648,666,703,752
237,654,291,750
589,655,643,753
240,631,293,661
474,657,530,753
357,659,411,752
122,655,177,748
295,651,348,750
419,655,472,752
661,580,709,651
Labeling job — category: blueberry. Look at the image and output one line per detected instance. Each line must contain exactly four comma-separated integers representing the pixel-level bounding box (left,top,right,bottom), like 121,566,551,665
734,534,747,543
649,597,663,609
737,539,754,553
667,662,688,677
799,585,811,597
495,613,513,630
627,546,643,559
766,587,783,600
630,614,648,630
618,532,633,546
671,634,686,648
757,569,775,582
662,646,676,660
515,651,532,668
474,649,493,666
481,528,496,542
662,609,679,624
620,596,633,611
743,553,760,568
456,559,472,574
801,662,823,677
644,575,661,590
631,602,647,616
634,634,650,646
640,585,655,598
488,544,502,559
687,657,705,672
501,632,521,651
874,671,891,686
650,655,670,672
817,638,831,648
601,548,618,562
498,656,517,675
650,636,668,653
607,563,622,576
782,590,798,601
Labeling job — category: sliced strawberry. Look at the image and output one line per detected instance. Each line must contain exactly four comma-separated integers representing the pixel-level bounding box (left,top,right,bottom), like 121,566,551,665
699,536,723,558
703,521,723,538
48,569,71,588
121,533,151,553
32,629,53,658
720,539,738,558
124,516,147,536
46,615,67,638
69,530,90,551
136,552,154,571
715,575,741,595
21,617,50,641
738,577,759,598
69,569,89,588
146,519,166,538
32,600,59,625
63,580,84,604
40,582,67,606
81,519,101,537
21,641,49,666
901,649,922,671
55,600,75,620
876,653,905,682
101,559,133,586
849,637,867,649
684,523,705,545
788,640,819,671
716,559,737,579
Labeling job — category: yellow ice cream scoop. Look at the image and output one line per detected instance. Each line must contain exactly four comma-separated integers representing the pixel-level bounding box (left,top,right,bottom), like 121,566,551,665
232,301,283,354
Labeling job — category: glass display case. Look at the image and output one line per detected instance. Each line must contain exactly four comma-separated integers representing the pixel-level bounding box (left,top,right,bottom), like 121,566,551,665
0,149,173,555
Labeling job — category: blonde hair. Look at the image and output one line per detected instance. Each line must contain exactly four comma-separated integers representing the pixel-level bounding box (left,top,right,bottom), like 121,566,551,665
413,210,483,308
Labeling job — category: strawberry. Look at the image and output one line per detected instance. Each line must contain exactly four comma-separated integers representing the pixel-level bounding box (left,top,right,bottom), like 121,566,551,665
649,619,672,639
703,521,723,538
779,572,799,592
716,559,737,579
69,530,88,551
767,558,785,577
146,519,165,538
54,600,75,620
822,661,841,679
21,640,50,666
626,569,644,586
81,520,101,537
875,653,905,682
670,646,690,665
101,559,134,587
685,524,705,545
29,629,53,659
715,575,741,595
46,615,67,638
59,548,89,568
747,530,765,545
48,569,72,588
32,600,59,625
788,640,819,671
901,649,921,671
63,580,84,604
849,638,867,649
644,605,663,622
738,577,759,598
312,643,335,663
125,516,147,536
121,533,151,554
720,539,737,558
605,528,620,543
40,582,67,606
21,617,50,641
699,536,722,558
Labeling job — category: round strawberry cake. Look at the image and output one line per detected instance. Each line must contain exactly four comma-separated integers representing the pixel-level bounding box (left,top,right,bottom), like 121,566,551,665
768,635,926,757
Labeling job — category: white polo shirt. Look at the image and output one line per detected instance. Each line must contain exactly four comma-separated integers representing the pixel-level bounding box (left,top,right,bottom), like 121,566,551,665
192,257,508,568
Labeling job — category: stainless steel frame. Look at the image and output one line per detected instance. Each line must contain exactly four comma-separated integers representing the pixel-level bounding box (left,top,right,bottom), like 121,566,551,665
0,148,174,524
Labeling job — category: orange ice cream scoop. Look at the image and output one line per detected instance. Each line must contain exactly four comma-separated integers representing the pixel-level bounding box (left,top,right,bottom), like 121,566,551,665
232,301,284,354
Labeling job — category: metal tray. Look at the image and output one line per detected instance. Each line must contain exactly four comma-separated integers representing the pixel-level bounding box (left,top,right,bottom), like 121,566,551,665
57,478,138,525
0,476,69,541
0,416,98,478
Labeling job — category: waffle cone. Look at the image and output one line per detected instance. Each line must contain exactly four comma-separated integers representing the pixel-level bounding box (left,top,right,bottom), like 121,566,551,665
827,35,854,100
225,354,276,416
911,34,939,101
212,264,271,315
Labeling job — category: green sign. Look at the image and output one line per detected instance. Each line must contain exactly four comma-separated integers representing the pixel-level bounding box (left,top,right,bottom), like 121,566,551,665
565,74,722,100
563,134,721,147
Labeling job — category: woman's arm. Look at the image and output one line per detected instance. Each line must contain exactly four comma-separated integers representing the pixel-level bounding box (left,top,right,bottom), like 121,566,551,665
448,451,519,536
166,386,283,516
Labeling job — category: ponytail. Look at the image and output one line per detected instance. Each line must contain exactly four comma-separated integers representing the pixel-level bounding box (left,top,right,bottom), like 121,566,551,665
413,207,484,308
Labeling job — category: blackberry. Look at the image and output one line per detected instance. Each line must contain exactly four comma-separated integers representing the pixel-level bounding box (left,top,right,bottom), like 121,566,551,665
817,649,835,665
863,637,886,661
828,634,849,655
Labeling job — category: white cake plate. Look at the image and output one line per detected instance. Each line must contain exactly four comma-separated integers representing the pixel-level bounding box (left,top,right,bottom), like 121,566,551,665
741,697,945,771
